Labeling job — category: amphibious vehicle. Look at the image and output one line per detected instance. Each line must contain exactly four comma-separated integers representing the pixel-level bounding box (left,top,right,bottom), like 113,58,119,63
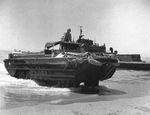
4,28,119,87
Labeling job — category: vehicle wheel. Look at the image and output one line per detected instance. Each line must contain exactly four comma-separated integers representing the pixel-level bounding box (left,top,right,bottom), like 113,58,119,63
85,80,99,87
93,81,99,87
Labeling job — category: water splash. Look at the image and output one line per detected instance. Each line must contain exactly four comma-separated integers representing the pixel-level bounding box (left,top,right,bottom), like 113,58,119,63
0,63,72,109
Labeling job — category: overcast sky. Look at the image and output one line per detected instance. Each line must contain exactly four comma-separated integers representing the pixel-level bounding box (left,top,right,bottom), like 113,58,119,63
0,0,150,57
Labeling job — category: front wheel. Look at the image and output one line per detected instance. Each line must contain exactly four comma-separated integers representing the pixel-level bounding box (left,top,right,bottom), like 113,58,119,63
84,80,99,87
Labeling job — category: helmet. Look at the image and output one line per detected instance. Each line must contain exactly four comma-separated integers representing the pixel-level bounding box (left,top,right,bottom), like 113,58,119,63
67,28,71,32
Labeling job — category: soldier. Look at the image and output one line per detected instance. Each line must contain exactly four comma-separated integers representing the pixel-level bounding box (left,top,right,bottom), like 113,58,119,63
63,28,72,42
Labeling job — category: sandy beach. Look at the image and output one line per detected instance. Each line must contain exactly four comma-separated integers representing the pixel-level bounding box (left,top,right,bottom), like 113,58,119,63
1,95,150,115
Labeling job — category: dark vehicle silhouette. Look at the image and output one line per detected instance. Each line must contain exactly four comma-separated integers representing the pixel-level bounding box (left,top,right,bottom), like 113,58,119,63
4,28,119,87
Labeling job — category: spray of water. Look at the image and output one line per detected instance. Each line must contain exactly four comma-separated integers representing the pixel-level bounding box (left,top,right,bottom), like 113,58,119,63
0,63,71,101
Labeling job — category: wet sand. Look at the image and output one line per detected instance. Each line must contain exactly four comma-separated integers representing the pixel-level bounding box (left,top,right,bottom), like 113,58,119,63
0,65,150,115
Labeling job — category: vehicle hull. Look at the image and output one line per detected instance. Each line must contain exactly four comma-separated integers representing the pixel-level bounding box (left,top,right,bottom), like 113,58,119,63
4,56,118,87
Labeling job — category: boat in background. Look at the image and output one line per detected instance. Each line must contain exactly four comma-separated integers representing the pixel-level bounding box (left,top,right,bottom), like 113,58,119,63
117,54,150,70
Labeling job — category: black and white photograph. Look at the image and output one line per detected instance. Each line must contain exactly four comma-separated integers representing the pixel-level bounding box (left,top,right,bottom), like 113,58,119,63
0,0,150,115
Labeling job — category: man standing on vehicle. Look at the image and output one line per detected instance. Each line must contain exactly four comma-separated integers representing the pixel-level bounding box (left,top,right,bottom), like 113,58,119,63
63,28,72,42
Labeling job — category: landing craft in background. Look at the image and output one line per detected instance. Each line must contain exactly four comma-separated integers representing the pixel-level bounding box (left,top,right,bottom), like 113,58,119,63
107,46,150,70
3,27,119,87
117,54,150,70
